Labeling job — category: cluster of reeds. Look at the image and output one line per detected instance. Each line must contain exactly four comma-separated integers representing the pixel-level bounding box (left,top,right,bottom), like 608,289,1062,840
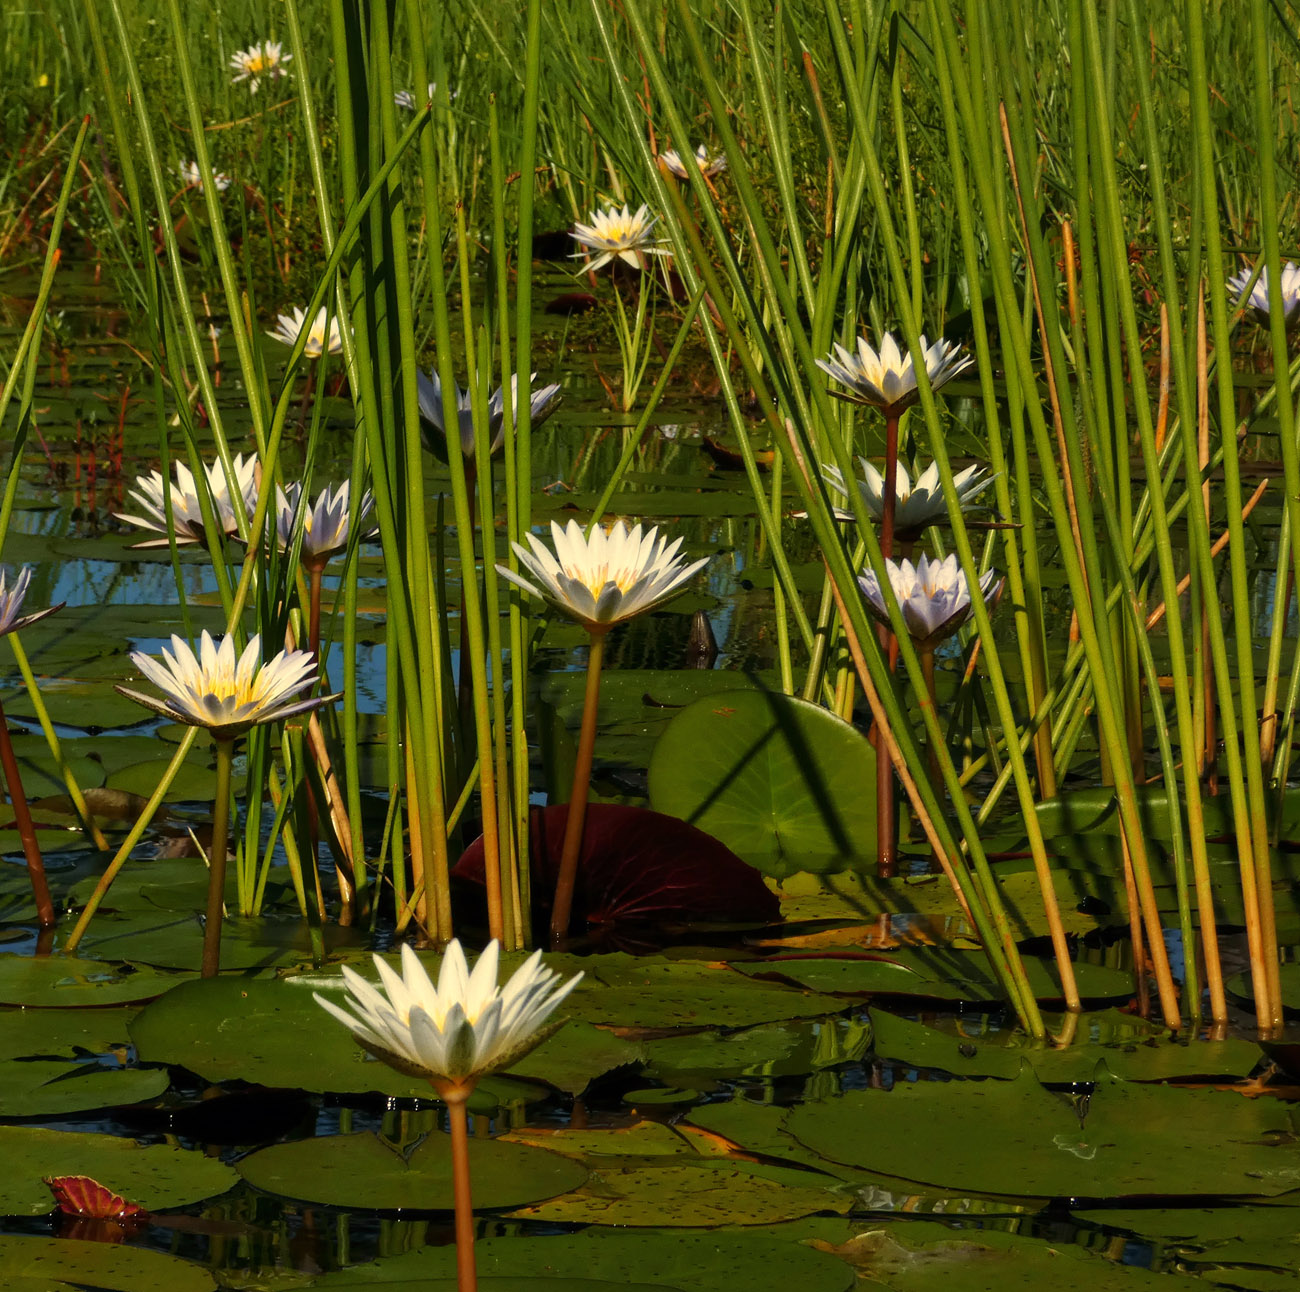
576,0,1300,1037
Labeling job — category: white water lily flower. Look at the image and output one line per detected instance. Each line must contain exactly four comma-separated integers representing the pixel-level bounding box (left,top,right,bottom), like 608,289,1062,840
571,203,668,273
315,940,582,1088
266,306,346,359
818,332,973,415
823,458,995,538
119,631,334,741
416,369,562,460
176,160,231,193
859,553,1002,649
394,83,438,109
660,144,727,179
274,481,375,567
0,567,60,638
229,41,291,93
116,454,259,548
497,519,707,632
1228,261,1300,328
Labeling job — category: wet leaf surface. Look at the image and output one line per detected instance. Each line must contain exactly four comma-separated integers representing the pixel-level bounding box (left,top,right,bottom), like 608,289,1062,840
648,690,877,876
784,1067,1300,1199
237,1131,589,1210
0,1126,238,1215
0,1236,215,1292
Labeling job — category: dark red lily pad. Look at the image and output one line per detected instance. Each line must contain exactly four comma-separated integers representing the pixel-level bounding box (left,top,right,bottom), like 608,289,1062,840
454,804,778,929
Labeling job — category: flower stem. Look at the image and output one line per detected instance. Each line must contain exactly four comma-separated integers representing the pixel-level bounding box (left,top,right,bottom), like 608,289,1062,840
877,411,900,877
202,738,235,978
434,1079,478,1292
0,696,53,928
308,562,323,661
551,629,606,946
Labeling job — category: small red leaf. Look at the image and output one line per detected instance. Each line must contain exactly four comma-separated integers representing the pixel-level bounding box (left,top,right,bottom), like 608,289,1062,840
455,803,779,928
44,1175,145,1219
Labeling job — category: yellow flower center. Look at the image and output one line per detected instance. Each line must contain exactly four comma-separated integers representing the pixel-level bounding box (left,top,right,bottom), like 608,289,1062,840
565,564,639,593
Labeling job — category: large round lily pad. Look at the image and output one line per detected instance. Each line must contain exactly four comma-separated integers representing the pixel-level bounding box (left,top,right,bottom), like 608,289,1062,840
0,1126,238,1215
315,1281,683,1292
303,1227,854,1292
784,1067,1300,1199
735,947,1132,1004
507,1158,850,1226
131,974,579,1100
0,1236,214,1292
237,1131,588,1210
648,690,877,876
567,954,847,1029
810,1219,1175,1290
0,955,187,1007
0,1057,169,1116
869,1008,1262,1082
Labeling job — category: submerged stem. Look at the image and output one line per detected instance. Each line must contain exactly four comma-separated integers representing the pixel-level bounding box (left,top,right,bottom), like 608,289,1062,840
0,696,53,929
551,629,606,946
202,738,235,977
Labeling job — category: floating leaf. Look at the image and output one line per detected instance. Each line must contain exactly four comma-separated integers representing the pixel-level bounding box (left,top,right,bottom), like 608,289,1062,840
869,1008,1262,1081
0,1237,214,1292
510,1022,645,1094
237,1131,588,1210
566,955,847,1028
811,1219,1174,1290
131,974,548,1102
0,1126,237,1215
0,1057,169,1116
302,1228,854,1292
784,1067,1300,1199
455,804,779,928
734,947,1132,1004
44,1176,144,1218
507,1159,849,1226
0,955,185,1007
648,690,877,876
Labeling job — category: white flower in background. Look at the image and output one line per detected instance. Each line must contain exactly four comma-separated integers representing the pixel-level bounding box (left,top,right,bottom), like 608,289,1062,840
497,519,707,632
274,481,374,567
1227,261,1300,328
229,41,292,93
315,940,582,1088
176,160,231,193
822,458,995,537
119,631,334,740
660,144,727,179
0,567,60,638
859,553,1003,650
266,306,346,359
571,204,668,273
394,83,439,109
116,454,259,548
416,368,562,460
818,332,973,415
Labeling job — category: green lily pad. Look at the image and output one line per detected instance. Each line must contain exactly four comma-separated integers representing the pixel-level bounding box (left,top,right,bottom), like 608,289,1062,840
0,1057,169,1116
237,1131,588,1210
507,1158,850,1226
784,1067,1300,1199
0,1005,139,1057
302,1227,854,1292
1229,962,1300,1014
869,1008,1263,1081
735,948,1132,1004
647,690,877,876
1076,1204,1300,1244
0,954,186,1006
73,913,367,971
511,1022,645,1094
313,1282,682,1292
642,1017,870,1082
568,955,847,1028
0,1125,238,1215
129,973,545,1103
817,1219,1174,1290
0,1237,214,1292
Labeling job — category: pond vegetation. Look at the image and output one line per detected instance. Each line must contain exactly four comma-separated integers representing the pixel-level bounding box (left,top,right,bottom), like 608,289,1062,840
3,0,1300,1288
